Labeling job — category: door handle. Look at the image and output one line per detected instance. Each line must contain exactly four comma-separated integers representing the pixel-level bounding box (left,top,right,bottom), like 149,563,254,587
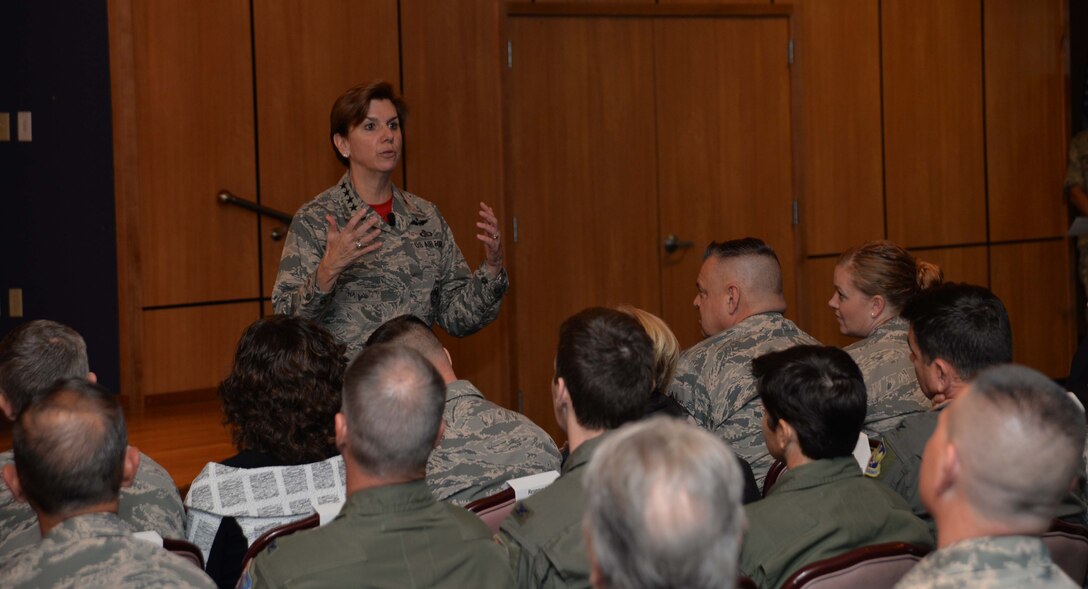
270,227,285,242
663,234,694,254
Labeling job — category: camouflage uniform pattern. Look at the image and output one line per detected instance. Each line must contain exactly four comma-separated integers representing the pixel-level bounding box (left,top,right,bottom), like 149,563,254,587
667,312,819,482
843,316,930,435
272,174,509,359
0,512,214,588
893,535,1078,589
497,433,609,589
1065,130,1088,295
428,380,561,505
0,449,185,564
243,479,512,588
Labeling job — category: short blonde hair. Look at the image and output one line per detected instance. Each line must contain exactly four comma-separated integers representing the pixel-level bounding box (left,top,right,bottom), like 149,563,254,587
617,306,680,393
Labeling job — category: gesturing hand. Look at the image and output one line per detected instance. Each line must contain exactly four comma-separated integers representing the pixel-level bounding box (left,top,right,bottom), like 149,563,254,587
316,208,381,292
476,202,503,277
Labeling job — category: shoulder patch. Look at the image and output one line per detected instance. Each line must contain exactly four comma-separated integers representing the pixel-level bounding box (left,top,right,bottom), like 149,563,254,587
865,441,886,478
511,501,533,524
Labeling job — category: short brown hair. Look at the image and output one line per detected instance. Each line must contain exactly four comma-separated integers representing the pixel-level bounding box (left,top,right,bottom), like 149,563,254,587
838,240,943,313
329,80,409,166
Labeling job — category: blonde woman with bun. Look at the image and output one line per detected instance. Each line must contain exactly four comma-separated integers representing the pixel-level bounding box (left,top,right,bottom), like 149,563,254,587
829,240,943,435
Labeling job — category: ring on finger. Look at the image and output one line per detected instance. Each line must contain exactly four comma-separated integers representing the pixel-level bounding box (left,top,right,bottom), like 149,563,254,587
354,240,363,250
491,233,499,240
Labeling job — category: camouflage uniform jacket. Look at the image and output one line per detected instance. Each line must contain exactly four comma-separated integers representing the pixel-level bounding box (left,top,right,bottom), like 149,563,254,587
844,316,930,435
243,479,512,588
1066,130,1088,294
428,379,561,506
0,512,214,588
893,535,1077,589
498,433,610,589
0,449,185,565
272,174,509,359
740,456,934,589
668,312,819,482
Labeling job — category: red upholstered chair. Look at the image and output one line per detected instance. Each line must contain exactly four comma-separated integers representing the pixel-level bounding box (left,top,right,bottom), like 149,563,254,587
240,512,321,572
465,487,517,535
736,575,758,589
777,542,931,589
1042,519,1088,586
761,459,788,497
163,537,205,570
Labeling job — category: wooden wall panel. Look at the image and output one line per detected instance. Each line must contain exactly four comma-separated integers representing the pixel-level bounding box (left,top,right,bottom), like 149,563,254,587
506,16,659,440
984,0,1067,241
141,303,259,395
401,0,509,406
883,0,986,248
132,0,259,306
792,0,885,255
253,0,401,298
654,17,796,350
990,240,1076,377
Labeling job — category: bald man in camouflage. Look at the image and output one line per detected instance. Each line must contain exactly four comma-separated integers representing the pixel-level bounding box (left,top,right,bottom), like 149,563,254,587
668,238,818,483
366,315,560,505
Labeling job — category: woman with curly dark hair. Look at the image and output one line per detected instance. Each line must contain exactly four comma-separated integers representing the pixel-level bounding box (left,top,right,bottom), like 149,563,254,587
184,315,348,588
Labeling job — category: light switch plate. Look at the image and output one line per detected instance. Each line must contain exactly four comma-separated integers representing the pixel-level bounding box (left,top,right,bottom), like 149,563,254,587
0,113,9,142
17,111,31,142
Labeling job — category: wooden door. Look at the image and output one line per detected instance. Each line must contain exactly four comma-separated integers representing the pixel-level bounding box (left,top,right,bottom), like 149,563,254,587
506,16,661,441
655,16,797,349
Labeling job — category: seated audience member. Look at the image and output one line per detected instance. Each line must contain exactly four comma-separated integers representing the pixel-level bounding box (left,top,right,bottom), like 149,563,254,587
618,305,761,504
894,365,1086,589
0,320,184,562
740,345,932,589
242,344,512,587
831,240,942,434
668,238,819,483
185,316,347,588
365,315,560,505
499,307,655,589
584,417,745,589
0,379,214,588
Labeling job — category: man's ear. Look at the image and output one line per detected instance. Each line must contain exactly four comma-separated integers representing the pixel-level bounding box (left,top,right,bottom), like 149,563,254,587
931,359,955,394
334,412,349,454
434,419,446,449
2,463,26,503
0,394,14,422
776,417,797,453
86,371,98,384
933,443,960,500
553,377,571,410
725,284,741,315
121,446,141,488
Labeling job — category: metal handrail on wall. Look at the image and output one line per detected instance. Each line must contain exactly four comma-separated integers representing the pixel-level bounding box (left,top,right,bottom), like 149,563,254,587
217,190,292,240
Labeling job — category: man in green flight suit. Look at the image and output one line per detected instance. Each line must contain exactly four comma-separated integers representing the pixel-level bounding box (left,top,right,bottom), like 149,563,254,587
241,344,512,588
497,307,655,589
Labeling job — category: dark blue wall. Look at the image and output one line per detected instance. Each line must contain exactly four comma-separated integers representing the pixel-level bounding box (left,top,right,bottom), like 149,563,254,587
1,0,121,392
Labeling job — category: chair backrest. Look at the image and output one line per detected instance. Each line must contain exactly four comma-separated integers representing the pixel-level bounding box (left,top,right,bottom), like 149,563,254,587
778,542,931,589
163,537,205,570
736,575,758,589
1042,519,1088,585
465,487,517,535
240,512,321,572
762,459,788,497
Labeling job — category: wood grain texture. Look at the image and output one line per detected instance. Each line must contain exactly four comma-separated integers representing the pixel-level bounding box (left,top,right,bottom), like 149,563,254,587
984,0,1068,241
132,0,259,305
107,0,145,404
401,0,510,406
882,0,986,248
141,303,258,396
253,0,402,298
990,240,1076,378
654,16,797,350
791,0,885,256
506,16,660,440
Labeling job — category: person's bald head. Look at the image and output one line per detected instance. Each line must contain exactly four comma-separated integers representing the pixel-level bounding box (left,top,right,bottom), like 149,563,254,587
365,315,451,378
923,364,1085,534
693,238,786,336
9,378,130,517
